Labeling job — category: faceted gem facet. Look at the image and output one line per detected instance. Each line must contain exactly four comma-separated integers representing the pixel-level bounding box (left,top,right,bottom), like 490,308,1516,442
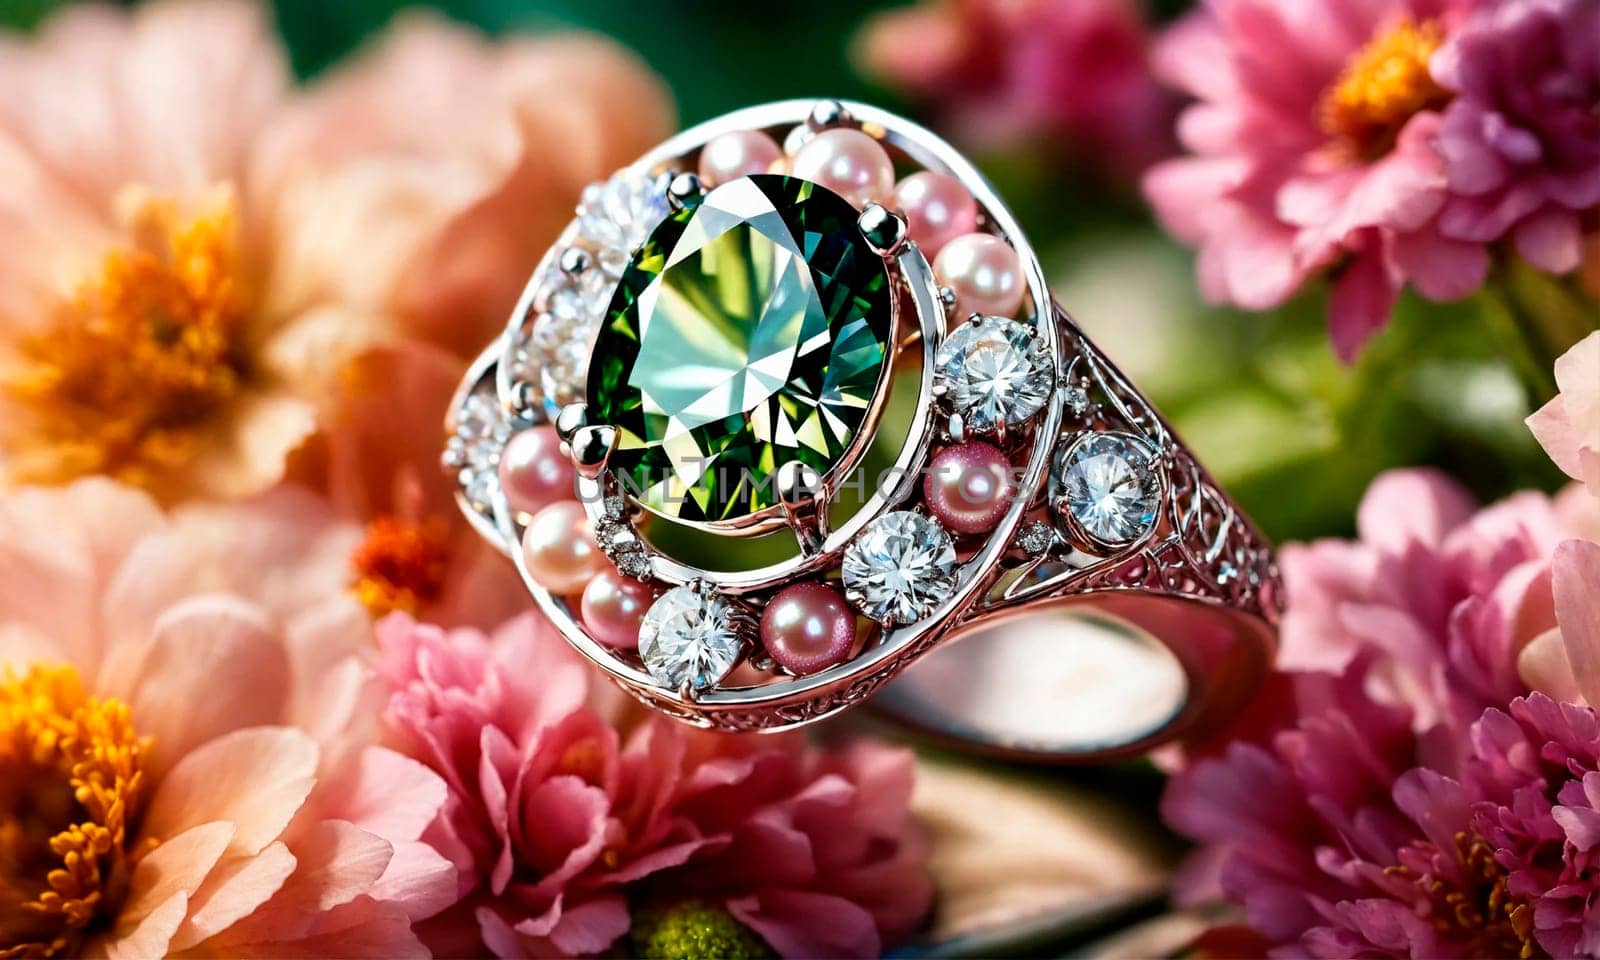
638,586,746,690
1051,433,1161,546
842,511,959,624
587,175,892,524
934,316,1053,431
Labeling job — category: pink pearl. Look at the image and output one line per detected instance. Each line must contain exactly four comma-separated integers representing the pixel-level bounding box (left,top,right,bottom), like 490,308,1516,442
924,441,1014,535
581,569,656,650
894,172,978,258
499,425,574,516
790,129,895,208
698,130,784,187
521,501,605,595
761,582,858,676
934,233,1026,319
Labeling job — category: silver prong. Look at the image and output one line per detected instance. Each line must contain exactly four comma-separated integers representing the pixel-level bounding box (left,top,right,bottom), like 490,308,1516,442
558,246,591,276
569,424,617,480
667,172,704,211
678,679,701,702
508,380,539,418
776,460,828,557
993,415,1009,447
858,202,908,257
948,412,967,444
931,379,950,402
807,99,852,131
554,402,588,443
938,286,958,313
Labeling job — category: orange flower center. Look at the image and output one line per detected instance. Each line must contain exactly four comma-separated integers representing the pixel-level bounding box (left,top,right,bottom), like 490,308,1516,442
350,516,452,617
0,665,149,959
5,189,251,491
1319,17,1449,159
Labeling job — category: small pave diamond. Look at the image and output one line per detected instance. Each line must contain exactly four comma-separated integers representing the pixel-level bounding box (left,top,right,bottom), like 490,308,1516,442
1051,433,1161,546
638,586,746,691
1017,519,1054,557
842,512,959,624
578,171,673,277
446,389,512,512
935,316,1053,432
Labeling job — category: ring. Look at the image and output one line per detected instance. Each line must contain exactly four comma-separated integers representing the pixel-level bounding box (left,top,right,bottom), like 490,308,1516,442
444,100,1280,762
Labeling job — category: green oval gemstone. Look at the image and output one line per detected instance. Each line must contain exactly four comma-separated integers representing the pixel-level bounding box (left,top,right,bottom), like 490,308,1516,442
587,174,892,524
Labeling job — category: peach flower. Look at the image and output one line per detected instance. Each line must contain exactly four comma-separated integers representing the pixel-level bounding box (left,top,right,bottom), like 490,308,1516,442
0,0,672,524
0,479,456,956
274,13,672,627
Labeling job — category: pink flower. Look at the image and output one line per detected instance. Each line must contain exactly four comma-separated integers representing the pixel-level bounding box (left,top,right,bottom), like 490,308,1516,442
1432,0,1600,275
1144,0,1487,360
1164,470,1600,956
853,0,1174,173
0,479,455,957
376,613,933,958
1529,332,1600,501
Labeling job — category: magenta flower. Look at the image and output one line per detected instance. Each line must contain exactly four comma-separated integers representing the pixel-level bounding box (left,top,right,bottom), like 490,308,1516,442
1144,0,1487,359
854,0,1175,173
1163,470,1600,956
375,613,932,958
1433,0,1600,274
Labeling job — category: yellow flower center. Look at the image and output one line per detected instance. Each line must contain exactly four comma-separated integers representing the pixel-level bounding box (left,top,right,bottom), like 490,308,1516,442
350,516,452,617
1387,832,1537,959
0,665,150,958
5,189,251,491
1319,17,1449,159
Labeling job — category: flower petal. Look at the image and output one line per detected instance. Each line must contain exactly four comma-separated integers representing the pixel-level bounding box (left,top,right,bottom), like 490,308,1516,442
1555,539,1600,709
144,726,319,858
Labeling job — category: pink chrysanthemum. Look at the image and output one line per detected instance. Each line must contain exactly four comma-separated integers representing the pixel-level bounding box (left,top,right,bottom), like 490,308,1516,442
1432,0,1600,275
1163,470,1600,957
376,613,932,959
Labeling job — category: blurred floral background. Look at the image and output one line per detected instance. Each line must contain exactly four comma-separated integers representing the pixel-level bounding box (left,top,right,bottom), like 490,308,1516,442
0,0,1594,957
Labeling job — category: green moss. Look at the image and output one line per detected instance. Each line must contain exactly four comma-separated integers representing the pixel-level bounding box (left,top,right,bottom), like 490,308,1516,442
628,900,773,960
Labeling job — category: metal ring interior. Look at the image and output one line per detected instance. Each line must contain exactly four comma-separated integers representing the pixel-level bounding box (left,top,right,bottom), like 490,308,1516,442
494,100,1059,714
868,593,1275,762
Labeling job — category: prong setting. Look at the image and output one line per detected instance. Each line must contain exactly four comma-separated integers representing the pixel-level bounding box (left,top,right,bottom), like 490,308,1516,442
858,202,909,257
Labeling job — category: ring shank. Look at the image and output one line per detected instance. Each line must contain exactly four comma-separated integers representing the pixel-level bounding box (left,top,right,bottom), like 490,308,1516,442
869,592,1276,763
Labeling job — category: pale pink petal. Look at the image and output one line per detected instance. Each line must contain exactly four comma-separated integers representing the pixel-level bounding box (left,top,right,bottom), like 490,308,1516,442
173,841,298,951
95,891,190,960
144,726,319,858
1356,468,1477,551
207,899,430,959
1555,540,1600,709
102,822,235,955
1513,206,1584,275
260,820,393,917
319,746,449,843
113,594,291,778
1520,627,1585,704
369,840,459,920
541,894,631,956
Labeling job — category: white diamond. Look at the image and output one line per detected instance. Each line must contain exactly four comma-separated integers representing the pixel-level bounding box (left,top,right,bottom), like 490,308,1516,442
578,171,670,277
935,317,1053,432
449,390,511,511
638,587,745,691
1052,433,1161,545
842,512,958,625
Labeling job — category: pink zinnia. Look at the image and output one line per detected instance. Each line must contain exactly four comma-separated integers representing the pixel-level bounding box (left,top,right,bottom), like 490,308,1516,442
1144,0,1487,359
376,613,932,958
